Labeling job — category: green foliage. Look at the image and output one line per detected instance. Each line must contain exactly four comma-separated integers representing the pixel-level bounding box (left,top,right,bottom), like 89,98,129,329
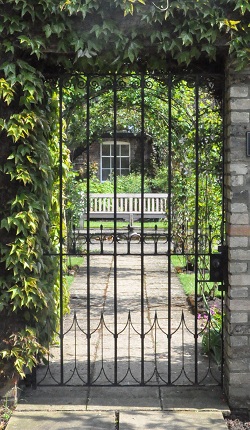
150,167,168,192
168,81,223,241
123,0,146,16
0,0,249,74
0,61,70,376
82,172,152,194
0,327,48,378
65,171,86,226
199,304,223,365
115,173,151,193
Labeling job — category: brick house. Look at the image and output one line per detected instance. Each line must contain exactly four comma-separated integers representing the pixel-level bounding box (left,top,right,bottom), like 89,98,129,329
72,131,154,181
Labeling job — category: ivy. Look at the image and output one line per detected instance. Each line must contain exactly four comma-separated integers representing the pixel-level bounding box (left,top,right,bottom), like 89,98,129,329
0,0,249,72
0,79,15,105
0,327,48,378
0,54,68,376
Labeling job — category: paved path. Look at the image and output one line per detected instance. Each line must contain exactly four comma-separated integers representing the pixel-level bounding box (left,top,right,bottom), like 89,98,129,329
7,385,229,429
35,246,220,386
6,245,229,429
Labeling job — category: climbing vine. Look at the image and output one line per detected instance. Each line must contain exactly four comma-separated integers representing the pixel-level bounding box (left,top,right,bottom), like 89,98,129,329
0,0,249,72
0,0,249,377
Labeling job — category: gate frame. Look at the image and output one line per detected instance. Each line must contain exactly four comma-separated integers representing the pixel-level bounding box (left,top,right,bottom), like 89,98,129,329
42,71,227,389
57,66,250,410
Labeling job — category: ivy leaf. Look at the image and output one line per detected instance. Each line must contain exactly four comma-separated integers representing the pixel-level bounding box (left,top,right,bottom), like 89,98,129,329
1,218,10,232
128,46,135,62
90,24,103,38
0,62,16,79
51,23,66,35
180,32,193,46
2,40,15,54
0,118,5,130
224,19,241,31
43,24,52,38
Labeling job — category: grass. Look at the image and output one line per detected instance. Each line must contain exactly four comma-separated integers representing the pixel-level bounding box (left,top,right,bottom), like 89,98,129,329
65,256,84,289
82,220,167,229
171,255,221,298
66,256,84,268
171,255,195,296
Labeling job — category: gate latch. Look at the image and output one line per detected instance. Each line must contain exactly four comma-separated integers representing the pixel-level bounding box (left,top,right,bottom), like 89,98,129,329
209,245,228,292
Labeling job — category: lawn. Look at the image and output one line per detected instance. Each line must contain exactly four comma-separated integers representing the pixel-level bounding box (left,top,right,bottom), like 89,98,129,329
84,220,167,230
65,256,84,288
171,255,221,298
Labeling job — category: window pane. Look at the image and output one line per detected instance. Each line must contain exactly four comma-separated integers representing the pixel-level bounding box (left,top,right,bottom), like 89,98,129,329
101,142,130,181
102,169,110,181
121,145,129,156
121,158,129,169
102,157,110,168
116,145,121,156
102,145,110,156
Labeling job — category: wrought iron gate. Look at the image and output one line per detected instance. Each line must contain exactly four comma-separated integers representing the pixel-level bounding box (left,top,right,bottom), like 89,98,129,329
36,72,226,387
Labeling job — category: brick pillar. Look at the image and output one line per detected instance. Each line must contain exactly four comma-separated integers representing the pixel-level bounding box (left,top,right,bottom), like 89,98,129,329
224,66,250,411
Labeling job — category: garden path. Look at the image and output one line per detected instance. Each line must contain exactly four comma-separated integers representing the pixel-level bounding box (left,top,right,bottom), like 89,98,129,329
36,242,220,387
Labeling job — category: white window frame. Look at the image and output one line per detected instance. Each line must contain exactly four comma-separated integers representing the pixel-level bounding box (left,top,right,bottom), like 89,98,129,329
100,141,130,182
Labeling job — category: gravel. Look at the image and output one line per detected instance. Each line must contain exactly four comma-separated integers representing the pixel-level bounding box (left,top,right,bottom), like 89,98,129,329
225,413,250,430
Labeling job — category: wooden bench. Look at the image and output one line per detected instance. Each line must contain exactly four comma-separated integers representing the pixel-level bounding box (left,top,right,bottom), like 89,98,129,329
80,193,168,226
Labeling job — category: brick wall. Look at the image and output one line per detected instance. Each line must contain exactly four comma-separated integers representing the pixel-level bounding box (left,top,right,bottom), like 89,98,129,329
224,66,250,410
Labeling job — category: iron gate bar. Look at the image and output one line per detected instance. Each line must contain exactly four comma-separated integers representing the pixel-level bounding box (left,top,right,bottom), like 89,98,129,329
194,75,199,384
113,74,118,385
59,79,64,385
86,76,91,385
167,73,172,384
140,73,145,385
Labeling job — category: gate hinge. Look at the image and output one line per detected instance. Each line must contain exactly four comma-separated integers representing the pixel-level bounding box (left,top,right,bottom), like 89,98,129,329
209,245,228,292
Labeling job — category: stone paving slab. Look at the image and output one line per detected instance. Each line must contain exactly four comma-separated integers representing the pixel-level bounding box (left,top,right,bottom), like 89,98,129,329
87,386,160,410
120,411,228,429
6,411,114,430
160,386,229,411
17,386,89,409
16,386,230,412
120,412,227,430
6,410,228,430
